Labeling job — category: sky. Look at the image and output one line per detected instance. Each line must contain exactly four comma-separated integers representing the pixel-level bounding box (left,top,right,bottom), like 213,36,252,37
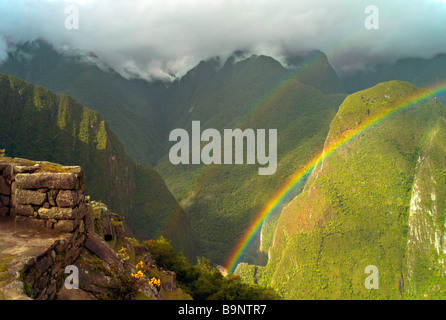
0,0,446,81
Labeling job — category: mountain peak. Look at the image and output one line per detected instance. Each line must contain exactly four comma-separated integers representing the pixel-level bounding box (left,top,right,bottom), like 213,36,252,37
326,80,431,146
282,50,344,94
284,49,327,67
325,80,436,148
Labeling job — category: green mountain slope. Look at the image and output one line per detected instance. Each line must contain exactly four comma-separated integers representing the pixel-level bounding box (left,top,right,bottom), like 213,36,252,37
0,39,166,166
0,73,197,260
156,53,346,264
285,50,345,94
238,81,446,299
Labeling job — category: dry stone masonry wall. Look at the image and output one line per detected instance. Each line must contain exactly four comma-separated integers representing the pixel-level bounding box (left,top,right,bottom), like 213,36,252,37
0,158,87,233
0,156,89,299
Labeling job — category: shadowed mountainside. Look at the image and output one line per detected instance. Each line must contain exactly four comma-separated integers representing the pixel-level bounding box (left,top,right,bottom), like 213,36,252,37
0,74,197,260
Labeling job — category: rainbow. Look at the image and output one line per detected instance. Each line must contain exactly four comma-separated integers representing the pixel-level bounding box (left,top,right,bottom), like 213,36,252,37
225,81,446,274
233,51,329,128
155,53,329,236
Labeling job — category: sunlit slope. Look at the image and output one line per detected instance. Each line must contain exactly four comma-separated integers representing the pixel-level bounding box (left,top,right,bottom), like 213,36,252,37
254,81,446,299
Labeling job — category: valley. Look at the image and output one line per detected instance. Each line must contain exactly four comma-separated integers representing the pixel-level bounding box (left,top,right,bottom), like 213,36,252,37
1,37,446,300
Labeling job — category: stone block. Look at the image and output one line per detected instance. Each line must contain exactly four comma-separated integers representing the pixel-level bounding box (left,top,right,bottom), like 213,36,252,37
0,206,9,216
37,207,79,220
0,176,10,195
13,166,40,174
53,220,76,233
15,189,47,206
1,195,9,206
2,164,14,180
10,181,17,207
15,216,46,230
15,204,34,217
47,190,57,207
15,173,78,190
56,190,82,208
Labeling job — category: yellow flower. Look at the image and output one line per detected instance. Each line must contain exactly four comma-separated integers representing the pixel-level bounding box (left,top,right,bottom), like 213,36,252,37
149,277,161,288
131,270,144,279
136,261,144,269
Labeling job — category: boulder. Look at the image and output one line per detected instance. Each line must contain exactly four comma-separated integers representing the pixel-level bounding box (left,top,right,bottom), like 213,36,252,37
56,286,96,300
85,234,120,266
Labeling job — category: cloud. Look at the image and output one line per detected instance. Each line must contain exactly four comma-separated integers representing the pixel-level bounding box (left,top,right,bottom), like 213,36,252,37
1,0,446,80
0,37,8,64
179,191,197,211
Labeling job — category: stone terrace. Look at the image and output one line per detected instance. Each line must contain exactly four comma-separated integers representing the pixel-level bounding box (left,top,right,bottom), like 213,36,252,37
0,155,88,300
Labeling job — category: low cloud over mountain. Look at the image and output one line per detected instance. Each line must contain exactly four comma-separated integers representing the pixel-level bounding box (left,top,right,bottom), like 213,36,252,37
1,0,446,80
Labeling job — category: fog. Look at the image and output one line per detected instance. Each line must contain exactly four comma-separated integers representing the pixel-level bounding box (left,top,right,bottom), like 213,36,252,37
1,0,446,80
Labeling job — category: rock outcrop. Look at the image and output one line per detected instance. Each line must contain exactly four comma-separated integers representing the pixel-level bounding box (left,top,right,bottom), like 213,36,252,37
0,154,188,300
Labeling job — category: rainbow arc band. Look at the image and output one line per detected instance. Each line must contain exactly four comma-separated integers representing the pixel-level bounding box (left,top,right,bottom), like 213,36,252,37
225,81,446,274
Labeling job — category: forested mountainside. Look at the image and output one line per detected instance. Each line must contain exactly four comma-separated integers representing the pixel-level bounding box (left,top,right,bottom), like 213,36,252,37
0,39,166,167
236,81,446,299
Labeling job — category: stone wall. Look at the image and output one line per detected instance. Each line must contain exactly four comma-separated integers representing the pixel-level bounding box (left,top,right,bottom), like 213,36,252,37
0,161,13,217
0,156,89,300
21,228,88,299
